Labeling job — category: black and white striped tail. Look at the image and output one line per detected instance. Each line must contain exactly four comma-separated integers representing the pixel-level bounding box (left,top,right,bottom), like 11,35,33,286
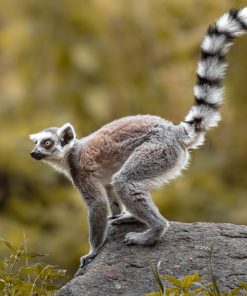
184,8,247,134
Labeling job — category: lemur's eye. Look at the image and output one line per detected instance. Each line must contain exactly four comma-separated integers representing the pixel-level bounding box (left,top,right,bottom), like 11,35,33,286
44,140,52,148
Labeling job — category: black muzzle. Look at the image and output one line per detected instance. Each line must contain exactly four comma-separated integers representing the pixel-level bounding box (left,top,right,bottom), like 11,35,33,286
30,151,46,160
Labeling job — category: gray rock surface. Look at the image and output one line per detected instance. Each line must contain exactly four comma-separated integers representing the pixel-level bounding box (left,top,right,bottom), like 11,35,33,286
57,221,247,296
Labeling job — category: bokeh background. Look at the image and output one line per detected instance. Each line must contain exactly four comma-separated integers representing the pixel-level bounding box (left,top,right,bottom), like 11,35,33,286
0,0,246,278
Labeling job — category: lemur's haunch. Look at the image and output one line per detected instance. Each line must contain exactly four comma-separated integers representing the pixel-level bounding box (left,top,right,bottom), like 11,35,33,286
29,8,247,268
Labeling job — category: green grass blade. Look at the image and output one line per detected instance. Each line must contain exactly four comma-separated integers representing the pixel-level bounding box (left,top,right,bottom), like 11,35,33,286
150,261,165,295
208,246,221,296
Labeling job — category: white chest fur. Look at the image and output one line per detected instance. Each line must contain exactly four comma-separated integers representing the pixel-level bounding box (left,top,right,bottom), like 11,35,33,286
44,158,73,182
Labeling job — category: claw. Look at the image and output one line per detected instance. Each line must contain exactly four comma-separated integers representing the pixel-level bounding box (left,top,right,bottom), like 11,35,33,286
123,238,131,245
123,236,133,245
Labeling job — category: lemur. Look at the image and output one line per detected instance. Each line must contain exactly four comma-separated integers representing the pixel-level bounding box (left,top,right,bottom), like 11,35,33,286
30,8,247,268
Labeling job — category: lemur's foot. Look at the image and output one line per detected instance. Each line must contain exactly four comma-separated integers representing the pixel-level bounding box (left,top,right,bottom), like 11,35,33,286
123,231,158,246
108,210,127,220
107,213,121,220
110,211,140,225
111,215,138,225
123,222,169,246
80,251,98,268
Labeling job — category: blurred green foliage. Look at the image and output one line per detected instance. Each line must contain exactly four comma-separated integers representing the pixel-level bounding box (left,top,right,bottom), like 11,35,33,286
0,236,66,295
0,0,246,278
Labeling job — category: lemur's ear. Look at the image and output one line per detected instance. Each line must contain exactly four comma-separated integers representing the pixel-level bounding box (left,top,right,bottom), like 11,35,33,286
29,134,38,143
58,123,76,147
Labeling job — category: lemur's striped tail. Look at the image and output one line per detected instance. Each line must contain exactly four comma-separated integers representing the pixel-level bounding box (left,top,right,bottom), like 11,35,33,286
183,8,247,143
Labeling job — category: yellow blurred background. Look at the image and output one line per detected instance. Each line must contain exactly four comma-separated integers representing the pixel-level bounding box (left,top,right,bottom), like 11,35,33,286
0,0,246,277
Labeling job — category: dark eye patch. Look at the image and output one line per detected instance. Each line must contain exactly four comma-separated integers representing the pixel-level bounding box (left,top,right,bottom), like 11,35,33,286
41,138,54,149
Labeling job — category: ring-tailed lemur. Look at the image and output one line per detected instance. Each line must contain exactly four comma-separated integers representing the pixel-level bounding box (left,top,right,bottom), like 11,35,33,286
29,8,247,268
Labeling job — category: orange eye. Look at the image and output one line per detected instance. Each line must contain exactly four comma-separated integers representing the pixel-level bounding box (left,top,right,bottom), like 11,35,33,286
44,140,51,148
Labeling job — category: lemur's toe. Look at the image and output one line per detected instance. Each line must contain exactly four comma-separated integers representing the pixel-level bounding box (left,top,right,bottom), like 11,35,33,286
123,232,138,245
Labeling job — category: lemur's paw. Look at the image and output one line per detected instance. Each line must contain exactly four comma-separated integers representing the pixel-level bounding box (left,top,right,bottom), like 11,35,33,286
123,232,145,245
123,231,159,246
80,252,97,268
111,215,139,226
108,210,129,220
110,211,139,226
107,213,122,220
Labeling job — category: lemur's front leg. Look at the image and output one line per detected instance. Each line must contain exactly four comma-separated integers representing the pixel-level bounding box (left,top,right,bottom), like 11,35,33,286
78,177,108,268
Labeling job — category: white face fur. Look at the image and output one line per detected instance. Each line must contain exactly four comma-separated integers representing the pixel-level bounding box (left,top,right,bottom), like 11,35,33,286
29,123,76,162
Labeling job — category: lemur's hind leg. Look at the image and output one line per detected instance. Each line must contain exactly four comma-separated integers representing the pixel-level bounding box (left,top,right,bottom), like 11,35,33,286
111,143,179,246
105,184,122,217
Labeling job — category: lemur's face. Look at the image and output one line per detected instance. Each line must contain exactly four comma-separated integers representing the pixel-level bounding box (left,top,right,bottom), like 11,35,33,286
29,123,76,161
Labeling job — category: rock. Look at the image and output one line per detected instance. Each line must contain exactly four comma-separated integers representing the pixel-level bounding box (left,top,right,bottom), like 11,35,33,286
57,221,247,296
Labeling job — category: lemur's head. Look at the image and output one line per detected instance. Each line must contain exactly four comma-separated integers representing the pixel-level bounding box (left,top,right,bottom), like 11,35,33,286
29,123,76,161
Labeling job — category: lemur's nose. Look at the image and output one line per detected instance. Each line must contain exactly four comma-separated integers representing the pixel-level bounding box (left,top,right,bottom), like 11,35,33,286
30,151,35,158
30,151,45,160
